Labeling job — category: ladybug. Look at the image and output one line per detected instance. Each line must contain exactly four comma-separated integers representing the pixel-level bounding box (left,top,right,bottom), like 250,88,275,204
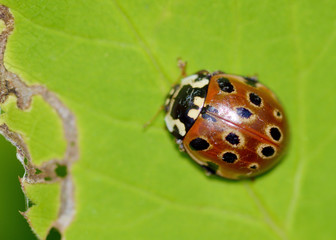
164,68,288,180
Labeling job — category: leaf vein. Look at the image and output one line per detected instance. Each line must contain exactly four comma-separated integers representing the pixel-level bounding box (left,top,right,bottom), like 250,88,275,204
80,166,259,225
285,0,308,230
10,8,139,50
300,27,336,77
113,0,171,91
244,183,288,240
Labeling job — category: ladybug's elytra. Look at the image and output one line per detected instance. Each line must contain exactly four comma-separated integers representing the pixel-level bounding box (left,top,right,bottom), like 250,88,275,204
164,68,288,180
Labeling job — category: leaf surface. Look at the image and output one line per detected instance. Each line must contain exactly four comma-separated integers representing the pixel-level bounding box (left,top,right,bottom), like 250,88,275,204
1,0,336,239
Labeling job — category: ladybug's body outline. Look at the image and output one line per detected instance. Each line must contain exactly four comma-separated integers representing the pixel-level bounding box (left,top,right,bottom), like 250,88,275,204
164,70,288,180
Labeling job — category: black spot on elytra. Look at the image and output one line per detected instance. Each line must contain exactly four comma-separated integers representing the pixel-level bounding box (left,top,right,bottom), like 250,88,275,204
202,161,219,175
217,77,234,93
244,76,258,87
205,105,218,114
225,133,240,145
201,105,218,122
222,152,238,163
249,93,262,106
249,164,258,170
202,114,216,122
270,127,281,141
236,107,252,119
189,137,210,151
262,146,275,157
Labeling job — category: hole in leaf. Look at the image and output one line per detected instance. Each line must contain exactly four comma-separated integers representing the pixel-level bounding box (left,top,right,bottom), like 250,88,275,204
27,198,35,209
55,164,67,178
46,227,61,240
44,177,52,181
24,158,28,165
35,168,42,174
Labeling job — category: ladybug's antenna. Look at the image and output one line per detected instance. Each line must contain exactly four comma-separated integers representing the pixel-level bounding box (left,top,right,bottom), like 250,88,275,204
143,105,164,129
144,59,187,130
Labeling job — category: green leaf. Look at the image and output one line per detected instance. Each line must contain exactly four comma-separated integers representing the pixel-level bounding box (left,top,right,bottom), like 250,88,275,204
23,182,61,239
1,0,336,239
0,96,66,165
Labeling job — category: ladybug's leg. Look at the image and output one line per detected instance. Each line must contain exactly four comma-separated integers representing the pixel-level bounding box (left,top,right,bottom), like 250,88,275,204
145,59,187,129
245,74,259,82
143,105,164,129
241,74,259,87
201,165,217,176
176,139,185,152
177,58,187,78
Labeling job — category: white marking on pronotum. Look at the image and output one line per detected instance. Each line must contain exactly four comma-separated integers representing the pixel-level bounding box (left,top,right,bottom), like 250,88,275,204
187,96,205,119
181,74,209,88
193,96,204,108
167,75,209,114
165,74,209,137
164,97,170,107
168,88,175,95
180,74,198,85
164,114,186,136
187,109,199,119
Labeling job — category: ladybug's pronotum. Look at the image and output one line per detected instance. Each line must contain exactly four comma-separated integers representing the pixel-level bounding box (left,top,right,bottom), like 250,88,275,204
164,69,288,180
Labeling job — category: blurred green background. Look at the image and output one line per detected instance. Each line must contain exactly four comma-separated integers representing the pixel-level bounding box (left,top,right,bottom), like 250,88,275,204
0,136,36,239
